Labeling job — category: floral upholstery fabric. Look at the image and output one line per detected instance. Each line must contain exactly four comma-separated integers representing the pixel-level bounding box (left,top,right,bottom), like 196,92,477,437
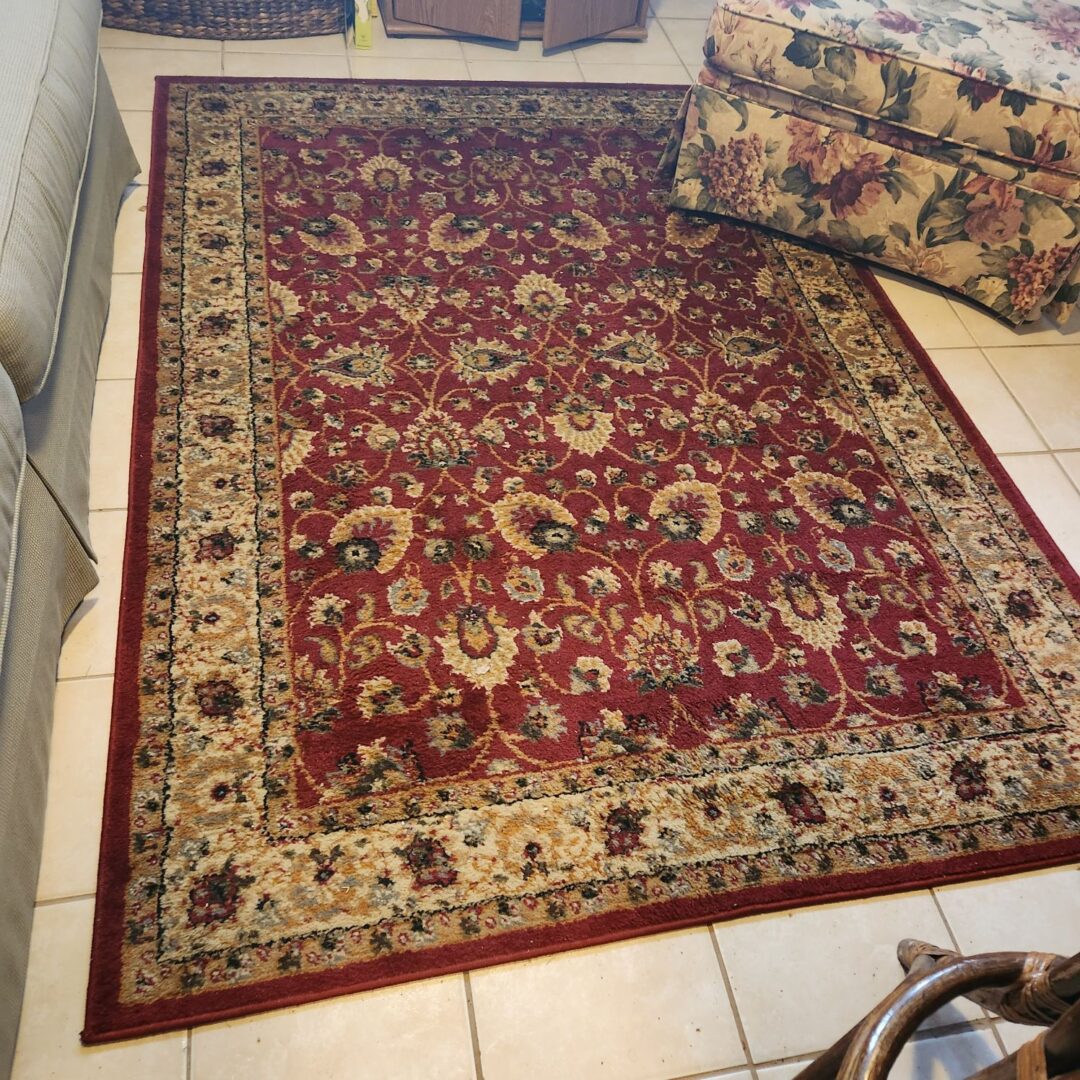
704,0,1080,178
694,67,1080,205
666,0,1080,324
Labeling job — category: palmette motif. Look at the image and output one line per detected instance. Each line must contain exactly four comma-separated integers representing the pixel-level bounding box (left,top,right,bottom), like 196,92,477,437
87,80,1080,1037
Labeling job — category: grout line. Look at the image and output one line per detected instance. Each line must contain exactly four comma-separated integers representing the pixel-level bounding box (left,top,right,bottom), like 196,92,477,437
929,889,997,1031
657,15,701,72
987,1019,1010,1061
979,347,1054,453
34,892,95,907
754,1054,819,1070
707,926,759,1077
1046,451,1080,500
462,971,485,1080
54,671,114,685
744,1016,1005,1077
928,889,965,955
186,1028,194,1080
668,1067,755,1080
1054,452,1080,499
979,341,1080,350
99,42,222,53
999,445,1080,501
651,16,677,62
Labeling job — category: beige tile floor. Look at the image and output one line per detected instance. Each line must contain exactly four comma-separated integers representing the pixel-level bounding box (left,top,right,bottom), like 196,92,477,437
12,5,1080,1077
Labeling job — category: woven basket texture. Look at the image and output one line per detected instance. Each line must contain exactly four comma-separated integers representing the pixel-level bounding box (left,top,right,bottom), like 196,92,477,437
102,0,347,39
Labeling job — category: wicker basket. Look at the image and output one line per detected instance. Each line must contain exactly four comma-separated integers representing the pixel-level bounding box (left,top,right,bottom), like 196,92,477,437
102,0,348,39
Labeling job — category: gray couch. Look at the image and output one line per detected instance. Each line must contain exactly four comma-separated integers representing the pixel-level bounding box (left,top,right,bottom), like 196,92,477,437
0,0,138,1071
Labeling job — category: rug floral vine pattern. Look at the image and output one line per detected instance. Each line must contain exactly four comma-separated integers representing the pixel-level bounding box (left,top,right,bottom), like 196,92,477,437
86,79,1080,1041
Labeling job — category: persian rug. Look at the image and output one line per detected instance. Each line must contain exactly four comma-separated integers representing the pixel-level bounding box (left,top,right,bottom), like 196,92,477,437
85,77,1080,1042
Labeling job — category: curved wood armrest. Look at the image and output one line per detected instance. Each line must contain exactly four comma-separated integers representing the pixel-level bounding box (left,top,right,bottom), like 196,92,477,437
899,942,1080,1026
798,945,1080,1080
838,953,1033,1080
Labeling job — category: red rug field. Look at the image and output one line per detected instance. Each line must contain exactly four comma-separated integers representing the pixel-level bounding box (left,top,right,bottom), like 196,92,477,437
84,77,1080,1042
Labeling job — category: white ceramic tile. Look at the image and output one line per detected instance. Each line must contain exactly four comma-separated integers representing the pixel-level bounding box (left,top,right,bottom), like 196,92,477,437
653,0,717,17
100,47,222,110
349,55,471,80
224,33,348,54
996,1021,1038,1057
58,511,128,680
467,61,582,82
120,112,153,183
714,892,982,1063
470,929,744,1080
934,866,1080,956
461,36,571,61
99,27,221,51
926,349,1045,454
998,455,1080,572
89,380,136,511
222,52,350,78
660,14,713,69
36,678,114,902
871,270,976,349
890,1027,1001,1080
191,976,475,1080
985,346,1080,450
1057,449,1080,490
756,1062,815,1080
755,1030,1003,1080
580,62,691,84
112,189,148,275
949,295,1080,349
573,18,680,65
11,899,187,1079
754,1029,1003,1080
369,18,468,60
98,276,143,382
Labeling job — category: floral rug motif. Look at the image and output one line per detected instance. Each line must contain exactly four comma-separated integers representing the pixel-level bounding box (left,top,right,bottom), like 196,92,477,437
85,78,1080,1042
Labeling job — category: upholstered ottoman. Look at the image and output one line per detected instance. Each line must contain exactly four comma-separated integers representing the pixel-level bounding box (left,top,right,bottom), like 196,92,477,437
663,0,1080,324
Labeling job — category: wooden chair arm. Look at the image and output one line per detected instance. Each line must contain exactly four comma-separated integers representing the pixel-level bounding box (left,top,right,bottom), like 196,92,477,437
796,945,1080,1080
835,952,1032,1080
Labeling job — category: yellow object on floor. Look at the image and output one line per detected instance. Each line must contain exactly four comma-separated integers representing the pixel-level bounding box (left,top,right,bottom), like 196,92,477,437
353,0,376,49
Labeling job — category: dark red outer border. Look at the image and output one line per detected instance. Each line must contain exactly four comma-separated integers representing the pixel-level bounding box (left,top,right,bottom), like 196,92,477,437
83,75,1080,1045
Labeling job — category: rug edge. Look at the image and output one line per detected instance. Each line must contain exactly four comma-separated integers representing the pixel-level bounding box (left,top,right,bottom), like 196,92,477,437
82,835,1080,1044
83,72,176,1046
854,261,1080,603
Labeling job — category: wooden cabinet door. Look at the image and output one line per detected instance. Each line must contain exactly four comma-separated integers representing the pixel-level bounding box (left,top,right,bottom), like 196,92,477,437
543,0,643,48
393,0,522,40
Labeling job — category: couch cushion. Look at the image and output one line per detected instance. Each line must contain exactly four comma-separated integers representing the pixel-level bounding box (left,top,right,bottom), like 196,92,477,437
704,0,1080,180
0,369,26,688
0,0,102,403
